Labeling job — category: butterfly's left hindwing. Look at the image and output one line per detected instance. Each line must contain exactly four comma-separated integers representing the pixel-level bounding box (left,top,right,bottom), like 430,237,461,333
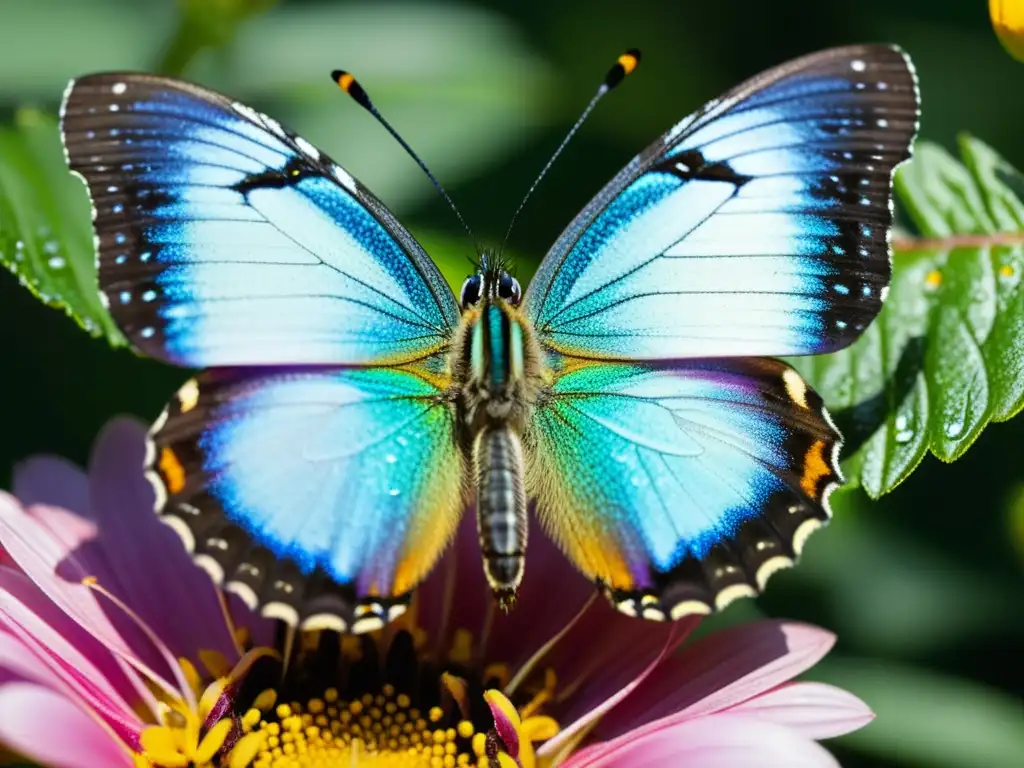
60,73,459,368
148,364,464,632
526,358,840,619
524,45,920,361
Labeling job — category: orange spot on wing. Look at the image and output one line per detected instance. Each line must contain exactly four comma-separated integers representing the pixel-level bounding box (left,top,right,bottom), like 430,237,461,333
618,52,639,75
338,73,355,92
800,440,832,497
158,447,186,494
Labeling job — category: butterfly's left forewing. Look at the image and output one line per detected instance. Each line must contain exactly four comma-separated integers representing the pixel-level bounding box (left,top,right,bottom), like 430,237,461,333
150,364,464,632
60,73,459,368
527,358,840,618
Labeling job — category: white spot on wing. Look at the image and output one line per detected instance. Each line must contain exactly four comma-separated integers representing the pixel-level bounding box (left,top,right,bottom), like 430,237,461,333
231,101,260,124
755,556,794,591
111,82,127,95
714,583,757,611
262,116,287,139
294,136,320,162
331,164,357,193
353,615,386,634
262,601,299,627
782,368,809,409
194,554,225,585
302,613,348,633
388,603,408,621
669,600,712,620
225,581,259,610
792,518,823,556
178,379,200,413
160,514,195,553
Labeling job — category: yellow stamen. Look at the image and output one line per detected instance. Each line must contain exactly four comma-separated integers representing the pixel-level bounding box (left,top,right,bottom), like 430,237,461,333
178,658,202,698
199,649,233,679
229,733,265,768
140,727,188,767
483,689,521,730
195,718,233,763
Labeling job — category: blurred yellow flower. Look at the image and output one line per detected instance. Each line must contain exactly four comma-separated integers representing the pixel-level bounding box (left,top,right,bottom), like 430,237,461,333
991,0,1024,62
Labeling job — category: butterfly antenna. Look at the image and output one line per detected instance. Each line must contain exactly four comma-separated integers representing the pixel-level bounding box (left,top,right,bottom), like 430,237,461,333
331,69,477,247
499,49,641,254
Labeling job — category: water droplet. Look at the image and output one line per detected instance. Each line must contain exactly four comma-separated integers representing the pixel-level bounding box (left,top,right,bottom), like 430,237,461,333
385,453,397,464
895,413,908,431
396,436,408,447
43,240,59,255
894,429,914,444
47,256,66,269
388,488,401,497
945,420,964,439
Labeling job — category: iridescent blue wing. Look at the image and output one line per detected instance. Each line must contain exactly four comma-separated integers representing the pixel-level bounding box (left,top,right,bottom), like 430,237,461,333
148,362,464,632
524,45,919,359
60,73,458,366
527,358,840,619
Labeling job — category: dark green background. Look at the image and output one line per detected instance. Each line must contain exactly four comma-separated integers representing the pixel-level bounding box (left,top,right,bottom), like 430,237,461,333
1,1,1022,766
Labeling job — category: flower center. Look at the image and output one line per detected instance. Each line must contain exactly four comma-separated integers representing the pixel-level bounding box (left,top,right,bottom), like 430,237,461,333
234,684,491,767
133,626,562,768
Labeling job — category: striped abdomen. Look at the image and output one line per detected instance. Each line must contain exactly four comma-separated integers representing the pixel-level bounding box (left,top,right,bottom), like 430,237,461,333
474,425,527,608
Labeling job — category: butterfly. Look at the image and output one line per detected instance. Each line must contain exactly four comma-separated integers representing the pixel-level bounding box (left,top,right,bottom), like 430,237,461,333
60,44,919,633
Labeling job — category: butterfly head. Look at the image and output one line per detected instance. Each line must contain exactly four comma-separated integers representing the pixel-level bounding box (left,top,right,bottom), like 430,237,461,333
459,253,522,310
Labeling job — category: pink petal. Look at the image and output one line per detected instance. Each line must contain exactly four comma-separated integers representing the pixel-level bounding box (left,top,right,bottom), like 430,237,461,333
13,455,90,513
414,509,594,670
538,616,679,760
0,492,179,695
85,417,240,660
482,511,596,669
0,682,134,768
565,712,841,768
0,629,66,687
414,512,493,660
0,567,148,732
592,620,835,740
730,682,874,739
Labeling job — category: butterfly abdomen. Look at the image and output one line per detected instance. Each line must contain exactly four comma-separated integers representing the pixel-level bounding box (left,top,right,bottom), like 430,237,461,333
473,424,527,608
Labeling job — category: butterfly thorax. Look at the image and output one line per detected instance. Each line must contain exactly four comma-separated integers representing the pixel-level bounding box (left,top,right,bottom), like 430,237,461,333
449,259,546,608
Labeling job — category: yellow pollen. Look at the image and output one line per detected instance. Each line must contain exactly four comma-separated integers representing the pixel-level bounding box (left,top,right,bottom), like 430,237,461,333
232,686,496,767
924,269,943,288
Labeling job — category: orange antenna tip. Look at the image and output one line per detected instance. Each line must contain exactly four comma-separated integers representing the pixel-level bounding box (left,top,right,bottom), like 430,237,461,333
603,48,642,92
330,69,372,111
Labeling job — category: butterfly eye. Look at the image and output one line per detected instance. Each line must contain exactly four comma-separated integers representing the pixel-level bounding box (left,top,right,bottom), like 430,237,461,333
460,275,483,309
497,273,522,305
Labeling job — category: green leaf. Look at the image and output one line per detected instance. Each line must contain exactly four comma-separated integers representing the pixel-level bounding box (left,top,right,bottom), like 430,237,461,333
0,110,124,346
814,658,1024,768
792,135,1024,497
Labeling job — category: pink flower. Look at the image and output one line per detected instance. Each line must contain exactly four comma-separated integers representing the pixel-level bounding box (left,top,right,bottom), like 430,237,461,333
0,418,872,767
